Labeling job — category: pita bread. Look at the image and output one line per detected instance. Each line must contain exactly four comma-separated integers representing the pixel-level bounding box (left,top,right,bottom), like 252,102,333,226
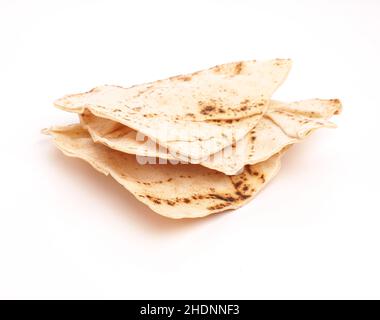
80,99,342,174
44,125,284,219
54,59,292,162
80,110,177,162
203,99,342,174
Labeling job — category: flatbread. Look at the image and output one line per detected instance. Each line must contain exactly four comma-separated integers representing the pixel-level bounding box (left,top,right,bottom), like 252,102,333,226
203,99,342,174
44,125,284,219
80,110,178,162
54,59,292,162
80,99,342,174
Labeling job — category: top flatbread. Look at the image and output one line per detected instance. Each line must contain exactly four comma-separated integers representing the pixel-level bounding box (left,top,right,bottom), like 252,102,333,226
54,59,292,161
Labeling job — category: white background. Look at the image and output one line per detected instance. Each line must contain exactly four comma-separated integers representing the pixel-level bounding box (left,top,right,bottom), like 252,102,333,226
0,0,379,299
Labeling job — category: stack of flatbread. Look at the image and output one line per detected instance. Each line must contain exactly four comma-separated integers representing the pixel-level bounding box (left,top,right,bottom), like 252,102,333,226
44,59,341,219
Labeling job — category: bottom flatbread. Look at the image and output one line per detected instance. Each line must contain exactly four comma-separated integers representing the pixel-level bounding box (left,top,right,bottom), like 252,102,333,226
44,125,285,219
